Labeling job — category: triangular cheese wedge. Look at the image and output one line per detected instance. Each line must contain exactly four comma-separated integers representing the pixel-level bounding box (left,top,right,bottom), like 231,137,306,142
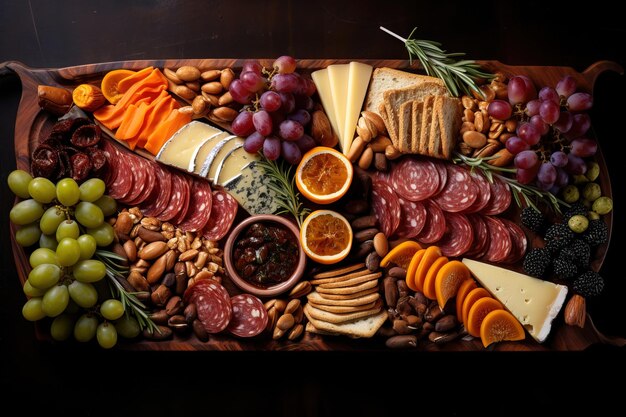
343,62,373,155
311,68,341,142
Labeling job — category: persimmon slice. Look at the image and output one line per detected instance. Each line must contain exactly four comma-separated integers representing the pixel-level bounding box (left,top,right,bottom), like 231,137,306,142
480,309,525,347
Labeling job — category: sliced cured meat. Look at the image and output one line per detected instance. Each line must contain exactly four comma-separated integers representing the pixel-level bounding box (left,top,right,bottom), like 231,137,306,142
464,171,491,213
157,171,188,222
371,179,401,237
184,279,232,334
390,158,440,201
120,156,148,204
432,159,448,197
393,197,427,239
106,148,133,200
500,218,528,264
178,178,213,232
465,214,490,259
100,140,117,186
142,165,172,217
432,164,478,212
125,158,157,206
416,200,446,244
171,175,193,225
481,216,512,263
227,294,268,338
437,212,474,257
481,176,512,216
203,189,239,241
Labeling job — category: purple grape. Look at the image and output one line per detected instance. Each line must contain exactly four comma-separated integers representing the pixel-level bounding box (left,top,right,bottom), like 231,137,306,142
231,111,255,137
530,115,550,136
570,138,597,157
505,136,530,155
487,100,513,120
517,122,541,145
273,55,297,74
556,75,577,98
271,73,300,93
550,151,569,168
229,79,254,104
525,99,541,117
555,168,569,187
279,93,295,114
514,150,539,169
567,92,593,112
564,113,591,140
294,94,314,111
281,140,302,165
539,87,560,104
295,134,316,154
243,131,266,153
242,60,263,75
301,78,317,97
553,111,573,133
240,71,267,93
540,100,560,124
507,76,528,105
537,162,557,186
287,109,311,126
278,120,304,141
253,110,273,136
565,154,587,175
260,91,282,112
263,136,281,160
516,167,538,184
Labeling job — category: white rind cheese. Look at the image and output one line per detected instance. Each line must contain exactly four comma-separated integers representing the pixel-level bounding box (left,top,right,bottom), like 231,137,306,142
198,135,238,179
205,136,244,182
155,121,222,172
462,258,568,343
193,131,231,175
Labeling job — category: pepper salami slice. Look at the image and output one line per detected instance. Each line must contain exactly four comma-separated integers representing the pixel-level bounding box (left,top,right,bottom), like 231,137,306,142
100,140,117,187
393,197,427,239
184,279,232,334
464,171,491,213
371,179,401,237
432,159,448,197
203,189,239,241
432,164,478,212
500,218,528,264
142,165,172,218
106,147,133,200
481,216,512,263
125,157,157,206
465,214,490,259
171,175,193,225
178,178,213,233
416,200,446,244
391,158,440,201
437,212,474,257
481,176,512,216
119,156,148,204
226,294,268,338
157,171,187,222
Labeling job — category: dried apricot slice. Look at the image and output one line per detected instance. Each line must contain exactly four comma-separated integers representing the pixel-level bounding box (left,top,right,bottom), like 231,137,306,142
100,69,136,104
422,256,448,300
379,240,422,270
455,279,477,323
405,249,426,291
480,309,525,348
467,297,503,337
435,260,470,309
461,287,491,327
415,245,442,293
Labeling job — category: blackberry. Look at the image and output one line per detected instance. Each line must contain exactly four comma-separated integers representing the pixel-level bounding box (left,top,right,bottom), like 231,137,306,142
553,257,577,280
573,271,605,297
560,239,591,268
544,223,574,253
521,207,546,233
583,219,608,247
563,202,587,221
523,248,552,278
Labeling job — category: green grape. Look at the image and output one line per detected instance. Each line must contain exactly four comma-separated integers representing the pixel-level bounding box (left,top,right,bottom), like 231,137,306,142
79,178,105,202
56,220,80,241
68,280,98,308
72,259,106,283
50,314,75,341
77,234,97,260
115,315,141,339
93,195,117,217
22,297,46,321
42,284,70,317
23,279,45,297
65,299,80,314
9,199,44,226
86,222,115,247
29,247,58,268
28,177,57,204
74,314,98,342
75,201,104,229
56,178,80,206
96,322,118,349
15,223,41,247
7,169,33,199
40,206,66,235
100,299,124,321
39,233,58,251
56,237,81,267
28,263,62,289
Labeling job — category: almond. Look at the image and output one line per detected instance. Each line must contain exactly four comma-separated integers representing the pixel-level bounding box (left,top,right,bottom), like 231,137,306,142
175,66,201,82
220,68,235,90
564,294,586,328
311,110,337,147
487,148,514,167
138,241,169,261
211,106,238,122
361,110,386,135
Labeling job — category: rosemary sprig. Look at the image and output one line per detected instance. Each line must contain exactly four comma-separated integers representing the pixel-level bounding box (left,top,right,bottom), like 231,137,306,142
380,26,495,98
95,250,159,333
256,156,310,228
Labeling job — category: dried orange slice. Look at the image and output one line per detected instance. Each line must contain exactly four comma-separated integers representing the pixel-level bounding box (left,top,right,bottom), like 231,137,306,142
379,240,422,270
480,309,525,348
100,69,136,104
300,210,352,264
296,147,353,204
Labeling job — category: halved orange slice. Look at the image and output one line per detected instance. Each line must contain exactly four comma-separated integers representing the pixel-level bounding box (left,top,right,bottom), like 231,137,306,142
296,147,353,204
100,69,136,104
300,210,352,264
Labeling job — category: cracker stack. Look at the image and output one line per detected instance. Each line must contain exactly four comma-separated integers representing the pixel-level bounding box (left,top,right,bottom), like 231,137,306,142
304,263,387,338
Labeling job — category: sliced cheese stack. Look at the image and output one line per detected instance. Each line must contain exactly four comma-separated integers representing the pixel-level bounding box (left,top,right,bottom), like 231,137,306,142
462,258,568,343
311,62,373,156
156,121,279,215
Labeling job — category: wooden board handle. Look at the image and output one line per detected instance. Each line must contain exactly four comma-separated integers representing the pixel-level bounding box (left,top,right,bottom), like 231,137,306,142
582,60,624,89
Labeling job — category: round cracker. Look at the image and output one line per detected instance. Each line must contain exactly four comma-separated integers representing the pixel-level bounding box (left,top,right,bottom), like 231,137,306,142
312,263,365,279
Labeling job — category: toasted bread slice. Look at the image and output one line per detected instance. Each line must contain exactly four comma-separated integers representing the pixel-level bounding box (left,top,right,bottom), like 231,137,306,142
378,103,396,147
429,96,443,158
438,96,463,159
418,95,436,155
398,101,414,153
410,101,424,153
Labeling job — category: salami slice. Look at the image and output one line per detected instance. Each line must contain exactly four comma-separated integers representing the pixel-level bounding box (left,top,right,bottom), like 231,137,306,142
393,197,427,239
100,140,117,187
481,176,512,216
119,156,148,204
437,212,474,257
125,158,157,206
432,164,478,212
226,294,268,338
106,147,134,200
203,189,239,241
416,200,446,244
391,158,440,201
171,175,193,225
500,218,528,264
177,178,213,232
432,159,448,197
465,214,490,259
371,179,401,237
481,216,512,263
157,171,187,222
184,279,232,334
142,165,172,217
464,171,491,213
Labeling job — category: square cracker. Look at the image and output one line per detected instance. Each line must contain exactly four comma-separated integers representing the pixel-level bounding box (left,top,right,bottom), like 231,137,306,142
317,272,381,289
316,279,378,295
304,308,388,338
307,290,380,306
304,301,382,324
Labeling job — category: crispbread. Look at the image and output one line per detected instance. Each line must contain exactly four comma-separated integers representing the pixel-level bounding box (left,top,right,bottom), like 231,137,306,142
316,278,378,295
305,321,337,336
315,286,379,300
317,271,381,289
304,306,388,338
304,300,382,324
398,101,413,153
308,300,378,314
312,263,365,279
428,96,443,158
309,268,371,285
438,96,463,159
379,103,396,147
410,100,424,153
307,290,380,306
419,95,436,155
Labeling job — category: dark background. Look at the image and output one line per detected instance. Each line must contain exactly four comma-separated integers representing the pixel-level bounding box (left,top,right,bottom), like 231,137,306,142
1,1,625,415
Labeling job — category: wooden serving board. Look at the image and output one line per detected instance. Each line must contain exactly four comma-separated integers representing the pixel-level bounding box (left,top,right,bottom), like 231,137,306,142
3,58,625,351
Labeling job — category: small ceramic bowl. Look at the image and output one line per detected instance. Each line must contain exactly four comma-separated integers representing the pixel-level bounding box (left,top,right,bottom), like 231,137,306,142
223,214,306,298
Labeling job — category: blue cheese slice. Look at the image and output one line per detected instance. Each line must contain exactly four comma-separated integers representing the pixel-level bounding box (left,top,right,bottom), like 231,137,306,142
155,121,222,172
219,160,279,215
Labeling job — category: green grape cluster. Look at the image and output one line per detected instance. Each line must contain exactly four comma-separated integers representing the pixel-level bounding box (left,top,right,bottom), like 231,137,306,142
8,169,140,348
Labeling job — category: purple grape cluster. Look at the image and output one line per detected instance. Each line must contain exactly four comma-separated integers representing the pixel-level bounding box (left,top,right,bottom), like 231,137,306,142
490,74,596,192
229,56,318,165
